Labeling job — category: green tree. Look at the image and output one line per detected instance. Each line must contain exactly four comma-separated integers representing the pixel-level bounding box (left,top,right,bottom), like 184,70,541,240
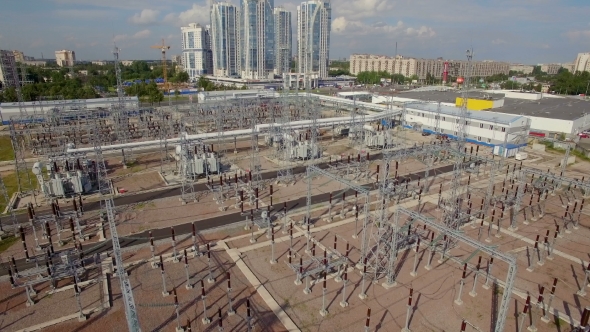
3,87,18,102
174,89,181,101
174,71,189,83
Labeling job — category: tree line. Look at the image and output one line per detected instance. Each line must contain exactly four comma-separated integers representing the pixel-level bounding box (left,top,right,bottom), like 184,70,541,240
0,60,190,103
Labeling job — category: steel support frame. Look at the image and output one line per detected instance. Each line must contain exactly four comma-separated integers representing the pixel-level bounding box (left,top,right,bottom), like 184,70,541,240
396,206,516,332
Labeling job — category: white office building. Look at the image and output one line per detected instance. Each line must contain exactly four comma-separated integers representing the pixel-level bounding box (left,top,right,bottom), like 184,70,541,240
239,0,275,79
211,2,239,77
273,7,292,76
181,23,213,81
55,50,76,67
297,0,331,80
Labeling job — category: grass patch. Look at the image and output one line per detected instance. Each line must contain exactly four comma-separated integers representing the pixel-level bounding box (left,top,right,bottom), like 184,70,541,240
0,236,18,253
541,141,590,162
0,171,36,212
0,136,15,161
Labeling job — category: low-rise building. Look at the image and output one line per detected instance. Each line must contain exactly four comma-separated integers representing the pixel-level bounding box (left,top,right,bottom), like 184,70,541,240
350,54,510,80
510,64,534,74
405,102,530,147
540,63,561,75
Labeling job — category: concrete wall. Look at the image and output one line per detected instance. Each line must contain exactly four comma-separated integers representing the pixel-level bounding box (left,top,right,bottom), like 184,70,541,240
483,90,542,100
570,113,590,133
532,144,546,152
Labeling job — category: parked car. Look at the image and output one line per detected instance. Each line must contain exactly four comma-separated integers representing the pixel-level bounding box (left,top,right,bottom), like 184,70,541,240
421,132,431,136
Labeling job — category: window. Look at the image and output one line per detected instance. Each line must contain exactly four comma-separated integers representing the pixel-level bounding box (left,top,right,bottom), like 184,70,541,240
487,138,491,143
456,119,460,123
489,125,494,130
501,127,506,132
480,123,484,128
465,121,469,125
421,113,425,117
454,131,457,135
477,136,481,141
442,117,446,121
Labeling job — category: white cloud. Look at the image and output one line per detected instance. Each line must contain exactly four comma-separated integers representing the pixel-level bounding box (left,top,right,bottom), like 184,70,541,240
113,29,152,42
332,17,434,38
128,9,160,25
163,4,209,27
332,0,394,20
53,9,112,19
405,26,436,38
566,30,590,40
133,29,152,39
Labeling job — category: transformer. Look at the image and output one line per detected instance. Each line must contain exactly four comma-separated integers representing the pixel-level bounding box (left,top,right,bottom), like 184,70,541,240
33,159,93,198
175,144,221,178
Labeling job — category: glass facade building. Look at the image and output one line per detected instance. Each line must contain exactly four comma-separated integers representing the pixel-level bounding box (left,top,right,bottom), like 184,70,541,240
211,2,239,77
297,1,331,79
239,0,275,79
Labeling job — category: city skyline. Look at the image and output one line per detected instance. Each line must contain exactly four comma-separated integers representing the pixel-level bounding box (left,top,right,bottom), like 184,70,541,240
1,0,590,64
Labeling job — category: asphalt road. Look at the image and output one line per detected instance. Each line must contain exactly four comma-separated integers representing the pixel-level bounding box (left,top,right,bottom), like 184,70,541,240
2,162,456,276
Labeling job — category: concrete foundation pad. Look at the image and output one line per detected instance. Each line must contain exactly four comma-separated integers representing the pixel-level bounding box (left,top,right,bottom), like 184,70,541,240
303,288,311,294
382,281,397,289
202,318,211,325
454,299,463,305
541,317,551,323
339,301,349,307
78,314,88,322
482,284,490,290
228,309,235,316
469,291,477,297
358,293,367,300
185,284,193,290
320,309,328,317
410,271,418,277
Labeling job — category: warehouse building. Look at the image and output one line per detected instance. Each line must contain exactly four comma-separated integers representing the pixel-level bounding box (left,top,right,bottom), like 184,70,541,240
376,89,590,136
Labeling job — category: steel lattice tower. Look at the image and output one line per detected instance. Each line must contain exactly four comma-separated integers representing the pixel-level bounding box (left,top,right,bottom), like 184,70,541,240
92,124,141,331
445,49,474,230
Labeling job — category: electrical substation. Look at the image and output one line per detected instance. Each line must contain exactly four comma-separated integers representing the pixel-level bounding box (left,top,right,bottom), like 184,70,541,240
0,49,590,332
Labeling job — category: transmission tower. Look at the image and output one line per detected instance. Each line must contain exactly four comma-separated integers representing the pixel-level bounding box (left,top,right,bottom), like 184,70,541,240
113,44,132,164
445,49,474,230
92,127,141,331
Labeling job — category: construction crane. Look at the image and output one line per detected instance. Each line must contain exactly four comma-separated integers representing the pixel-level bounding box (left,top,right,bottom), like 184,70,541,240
151,39,171,93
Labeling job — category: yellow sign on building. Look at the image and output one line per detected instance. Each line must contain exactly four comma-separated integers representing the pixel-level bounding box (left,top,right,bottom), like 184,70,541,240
455,97,494,111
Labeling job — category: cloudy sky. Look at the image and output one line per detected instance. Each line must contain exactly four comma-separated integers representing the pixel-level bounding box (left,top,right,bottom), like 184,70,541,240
1,0,589,64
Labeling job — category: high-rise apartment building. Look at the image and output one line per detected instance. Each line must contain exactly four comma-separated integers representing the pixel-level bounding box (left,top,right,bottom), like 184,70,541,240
350,54,510,80
574,52,590,73
55,50,76,67
211,2,239,77
297,0,331,79
181,23,213,81
273,7,292,75
0,50,20,88
239,0,275,79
